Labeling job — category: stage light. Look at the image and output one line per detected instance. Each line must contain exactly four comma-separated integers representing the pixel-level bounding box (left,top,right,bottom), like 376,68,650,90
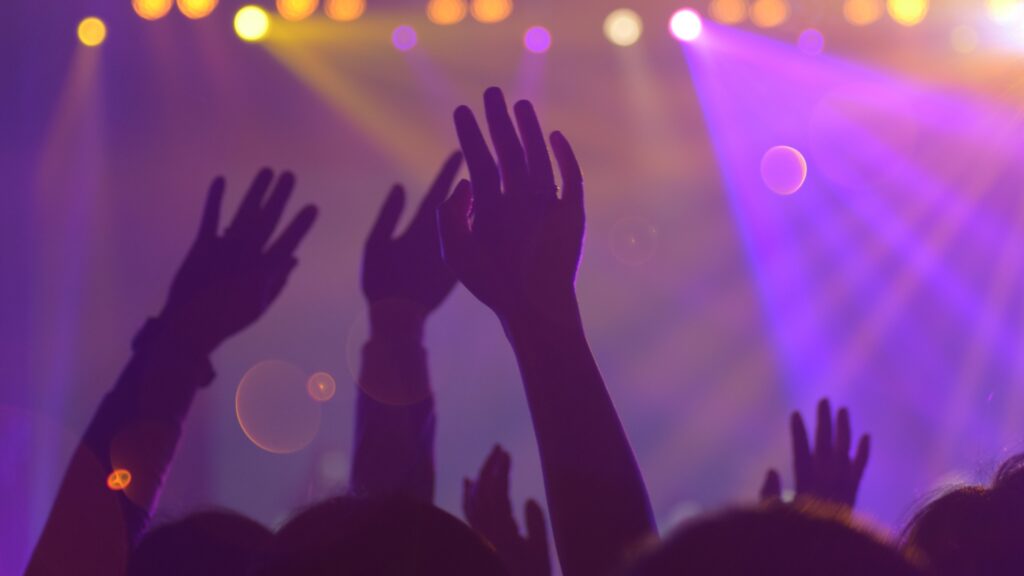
235,5,271,42
524,26,552,53
177,0,218,19
761,146,807,195
77,17,107,47
750,0,789,28
987,0,1024,24
798,28,824,55
843,0,882,25
133,0,173,20
106,469,132,491
669,9,703,43
428,0,467,25
277,0,318,21
326,0,365,21
471,0,512,24
709,0,747,24
604,9,643,47
887,0,928,26
392,25,418,51
951,25,978,53
307,372,337,402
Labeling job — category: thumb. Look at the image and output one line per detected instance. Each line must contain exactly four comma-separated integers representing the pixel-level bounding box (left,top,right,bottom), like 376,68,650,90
437,179,473,270
760,469,782,502
524,499,550,562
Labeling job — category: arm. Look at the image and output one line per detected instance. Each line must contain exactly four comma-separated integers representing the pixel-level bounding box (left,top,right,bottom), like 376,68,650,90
438,87,656,576
761,397,871,508
27,170,317,576
349,153,462,503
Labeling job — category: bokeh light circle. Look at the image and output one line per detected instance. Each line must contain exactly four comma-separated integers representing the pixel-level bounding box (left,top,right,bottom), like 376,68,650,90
750,0,789,28
392,25,418,51
307,372,337,402
235,5,271,42
760,146,808,195
887,0,928,26
428,0,467,25
709,0,748,24
843,0,883,25
236,360,322,454
604,9,643,47
133,0,173,20
77,17,107,47
277,0,319,21
177,0,218,19
610,217,659,265
325,0,365,21
107,469,132,491
951,25,979,54
798,28,824,55
669,9,703,42
524,26,552,53
471,0,513,23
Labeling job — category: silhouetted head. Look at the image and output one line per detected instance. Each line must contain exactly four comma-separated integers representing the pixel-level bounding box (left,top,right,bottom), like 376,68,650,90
629,501,924,576
128,509,272,576
901,454,1024,576
255,496,507,576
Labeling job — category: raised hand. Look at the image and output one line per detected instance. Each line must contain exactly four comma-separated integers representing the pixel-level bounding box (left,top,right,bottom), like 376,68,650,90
438,87,584,321
761,398,871,508
160,169,318,355
464,445,551,576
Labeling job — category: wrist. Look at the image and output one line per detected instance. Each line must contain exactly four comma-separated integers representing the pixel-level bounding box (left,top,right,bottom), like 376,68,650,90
500,288,582,339
368,298,427,343
152,312,219,358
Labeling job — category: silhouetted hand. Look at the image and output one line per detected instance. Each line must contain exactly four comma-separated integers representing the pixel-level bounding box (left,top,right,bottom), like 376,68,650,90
362,152,463,313
160,169,318,355
761,398,871,508
438,87,584,321
464,445,551,576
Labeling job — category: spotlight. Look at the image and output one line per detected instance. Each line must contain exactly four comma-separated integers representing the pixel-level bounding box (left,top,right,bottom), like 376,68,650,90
277,0,319,21
750,0,789,28
133,0,173,21
177,0,218,19
392,25,418,51
843,0,883,25
887,0,928,26
604,9,643,47
235,5,271,42
471,0,512,24
669,9,703,43
709,0,747,24
428,0,467,25
325,0,365,21
986,0,1024,24
77,17,107,47
524,26,552,53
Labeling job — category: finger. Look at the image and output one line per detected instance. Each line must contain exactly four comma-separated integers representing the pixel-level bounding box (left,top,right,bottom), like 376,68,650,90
484,87,529,194
367,186,406,247
454,105,501,205
836,407,852,459
437,179,474,270
514,100,556,196
255,172,296,248
852,435,871,488
760,469,782,502
266,205,318,261
493,445,511,505
197,177,225,240
463,478,476,522
524,499,550,561
815,398,833,462
228,168,274,236
550,131,583,209
419,151,464,214
791,411,811,493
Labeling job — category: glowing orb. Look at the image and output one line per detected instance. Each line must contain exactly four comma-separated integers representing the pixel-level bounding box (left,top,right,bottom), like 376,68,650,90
887,0,928,26
235,6,271,42
610,217,659,265
604,9,643,47
761,146,808,196
177,0,218,19
107,469,132,491
524,26,552,53
951,25,978,54
326,0,365,21
471,0,512,23
750,0,789,28
709,0,748,24
669,9,703,42
392,25,418,51
843,0,882,25
77,17,107,47
307,372,337,402
987,0,1024,24
277,0,318,21
798,28,824,55
428,0,467,25
133,0,173,20
236,360,322,454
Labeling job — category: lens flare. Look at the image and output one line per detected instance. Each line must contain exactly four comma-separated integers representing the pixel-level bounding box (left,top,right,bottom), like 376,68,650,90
887,0,928,26
750,0,789,28
277,0,318,21
610,217,659,265
843,0,883,25
236,360,322,454
77,17,107,47
524,26,552,53
669,9,703,42
604,9,643,47
951,25,978,54
761,146,808,196
307,372,337,402
392,25,418,51
177,0,218,19
798,28,825,55
471,0,512,23
325,0,365,21
106,469,132,491
133,0,173,20
709,0,748,24
235,5,271,42
428,0,467,25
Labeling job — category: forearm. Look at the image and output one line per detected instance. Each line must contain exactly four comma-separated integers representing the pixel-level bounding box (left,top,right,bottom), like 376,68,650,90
503,296,656,576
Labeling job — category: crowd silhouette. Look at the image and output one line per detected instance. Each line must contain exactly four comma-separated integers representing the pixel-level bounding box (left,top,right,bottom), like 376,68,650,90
23,87,1024,576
